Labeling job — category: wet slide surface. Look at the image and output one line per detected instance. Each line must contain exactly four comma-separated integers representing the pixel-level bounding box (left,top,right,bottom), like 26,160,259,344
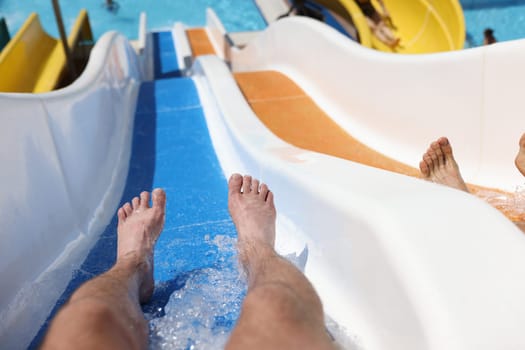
30,31,242,348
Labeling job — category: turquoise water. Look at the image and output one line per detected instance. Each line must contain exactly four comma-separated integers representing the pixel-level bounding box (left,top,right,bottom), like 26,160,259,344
0,0,266,40
4,0,525,49
462,1,525,47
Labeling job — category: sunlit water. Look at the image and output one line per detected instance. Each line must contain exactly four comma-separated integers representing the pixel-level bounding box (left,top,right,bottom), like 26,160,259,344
145,234,360,350
0,0,266,40
462,1,525,47
148,235,245,349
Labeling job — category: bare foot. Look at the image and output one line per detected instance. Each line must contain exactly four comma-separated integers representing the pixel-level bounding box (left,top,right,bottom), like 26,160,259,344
389,37,401,49
515,133,525,177
116,188,166,303
228,174,276,272
419,137,469,192
383,34,401,49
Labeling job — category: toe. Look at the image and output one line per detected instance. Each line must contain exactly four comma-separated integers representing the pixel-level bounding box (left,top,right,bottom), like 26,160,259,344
132,196,140,210
140,191,150,209
260,183,269,199
252,178,260,194
423,153,433,168
152,188,166,209
228,174,243,195
428,145,438,165
243,175,252,193
266,190,274,205
440,137,454,157
419,160,429,177
438,136,449,145
118,207,126,222
433,142,445,166
123,203,133,216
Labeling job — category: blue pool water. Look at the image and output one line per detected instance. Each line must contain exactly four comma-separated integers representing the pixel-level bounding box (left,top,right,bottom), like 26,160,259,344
3,0,525,49
462,1,525,47
0,0,266,40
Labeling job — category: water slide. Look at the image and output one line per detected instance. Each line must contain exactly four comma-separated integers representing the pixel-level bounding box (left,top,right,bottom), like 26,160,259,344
2,9,525,350
0,10,93,93
226,16,525,347
314,0,465,53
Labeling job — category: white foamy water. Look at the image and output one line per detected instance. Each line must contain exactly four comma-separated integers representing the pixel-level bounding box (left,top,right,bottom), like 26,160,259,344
513,184,525,213
148,235,245,350
147,234,361,349
326,316,364,350
475,183,525,220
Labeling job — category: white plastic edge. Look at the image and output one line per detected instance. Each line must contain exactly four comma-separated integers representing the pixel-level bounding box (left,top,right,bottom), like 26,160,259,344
172,22,192,75
205,7,226,60
137,12,147,53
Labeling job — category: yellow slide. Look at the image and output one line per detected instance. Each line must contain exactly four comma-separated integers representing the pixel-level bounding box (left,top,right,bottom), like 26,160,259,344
0,10,93,93
316,0,465,53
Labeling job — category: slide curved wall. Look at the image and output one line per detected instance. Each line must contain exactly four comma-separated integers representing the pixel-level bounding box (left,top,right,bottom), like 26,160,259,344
195,53,525,349
231,17,525,191
0,32,141,348
426,0,465,49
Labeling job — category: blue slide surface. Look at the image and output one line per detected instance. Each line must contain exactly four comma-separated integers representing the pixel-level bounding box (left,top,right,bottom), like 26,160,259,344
31,31,242,348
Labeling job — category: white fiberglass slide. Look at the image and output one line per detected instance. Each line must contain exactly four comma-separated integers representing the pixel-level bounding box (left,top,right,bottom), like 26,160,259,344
194,16,525,349
0,32,144,348
232,16,525,192
2,13,525,350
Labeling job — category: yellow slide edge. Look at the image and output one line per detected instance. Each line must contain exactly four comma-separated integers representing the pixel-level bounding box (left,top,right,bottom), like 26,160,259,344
327,0,464,53
0,9,92,94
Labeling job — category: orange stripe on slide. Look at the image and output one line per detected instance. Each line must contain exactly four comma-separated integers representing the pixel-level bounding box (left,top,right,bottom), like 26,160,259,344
234,70,525,223
186,28,216,57
234,70,419,177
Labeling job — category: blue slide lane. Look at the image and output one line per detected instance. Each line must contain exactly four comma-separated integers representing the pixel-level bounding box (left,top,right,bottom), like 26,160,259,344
30,31,241,348
153,31,182,79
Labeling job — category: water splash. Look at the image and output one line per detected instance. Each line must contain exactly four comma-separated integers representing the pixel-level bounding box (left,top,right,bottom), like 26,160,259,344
326,316,364,350
148,235,245,350
147,234,360,349
475,184,525,221
513,184,525,213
